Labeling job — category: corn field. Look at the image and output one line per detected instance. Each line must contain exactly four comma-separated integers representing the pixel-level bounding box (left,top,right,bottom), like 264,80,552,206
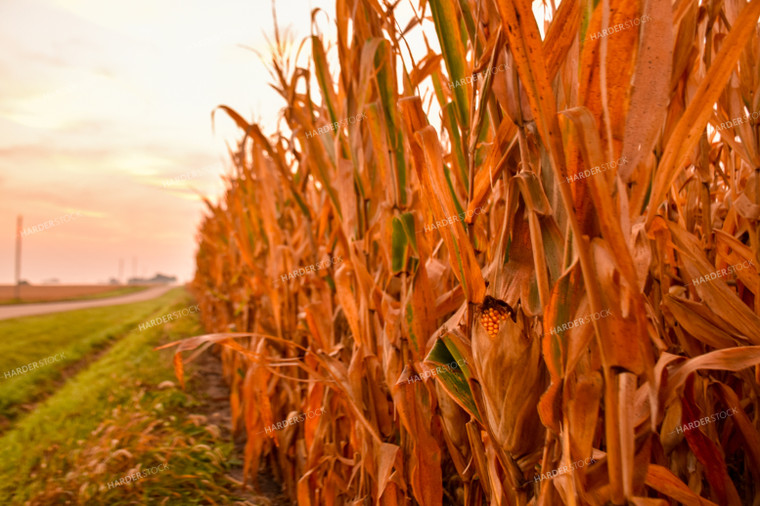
164,0,760,503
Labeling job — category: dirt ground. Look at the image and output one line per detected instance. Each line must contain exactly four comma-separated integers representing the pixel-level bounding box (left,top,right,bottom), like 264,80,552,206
194,348,293,505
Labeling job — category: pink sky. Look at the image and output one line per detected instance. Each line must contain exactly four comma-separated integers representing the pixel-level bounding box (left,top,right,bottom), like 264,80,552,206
0,0,333,284
0,0,550,285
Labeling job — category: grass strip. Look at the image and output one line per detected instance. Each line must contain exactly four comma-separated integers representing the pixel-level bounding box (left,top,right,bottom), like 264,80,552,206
0,288,244,504
0,289,182,424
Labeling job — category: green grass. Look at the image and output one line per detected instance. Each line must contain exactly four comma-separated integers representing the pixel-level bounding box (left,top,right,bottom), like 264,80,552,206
0,285,150,305
0,289,246,505
0,289,179,423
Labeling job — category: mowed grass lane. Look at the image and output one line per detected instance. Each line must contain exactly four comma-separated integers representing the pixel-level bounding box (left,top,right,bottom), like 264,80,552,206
0,289,179,426
0,288,246,505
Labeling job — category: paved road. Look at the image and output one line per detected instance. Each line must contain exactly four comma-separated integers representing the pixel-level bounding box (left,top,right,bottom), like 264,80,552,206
0,285,176,321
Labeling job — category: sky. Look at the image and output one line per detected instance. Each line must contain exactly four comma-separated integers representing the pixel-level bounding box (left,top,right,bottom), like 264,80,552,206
0,0,551,285
0,0,334,284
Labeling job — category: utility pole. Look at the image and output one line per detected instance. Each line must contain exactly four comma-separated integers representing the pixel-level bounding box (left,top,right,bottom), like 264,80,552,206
119,258,124,284
14,215,22,299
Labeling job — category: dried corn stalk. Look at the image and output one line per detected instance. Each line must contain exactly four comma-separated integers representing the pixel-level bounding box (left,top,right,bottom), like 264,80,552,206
163,0,760,503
